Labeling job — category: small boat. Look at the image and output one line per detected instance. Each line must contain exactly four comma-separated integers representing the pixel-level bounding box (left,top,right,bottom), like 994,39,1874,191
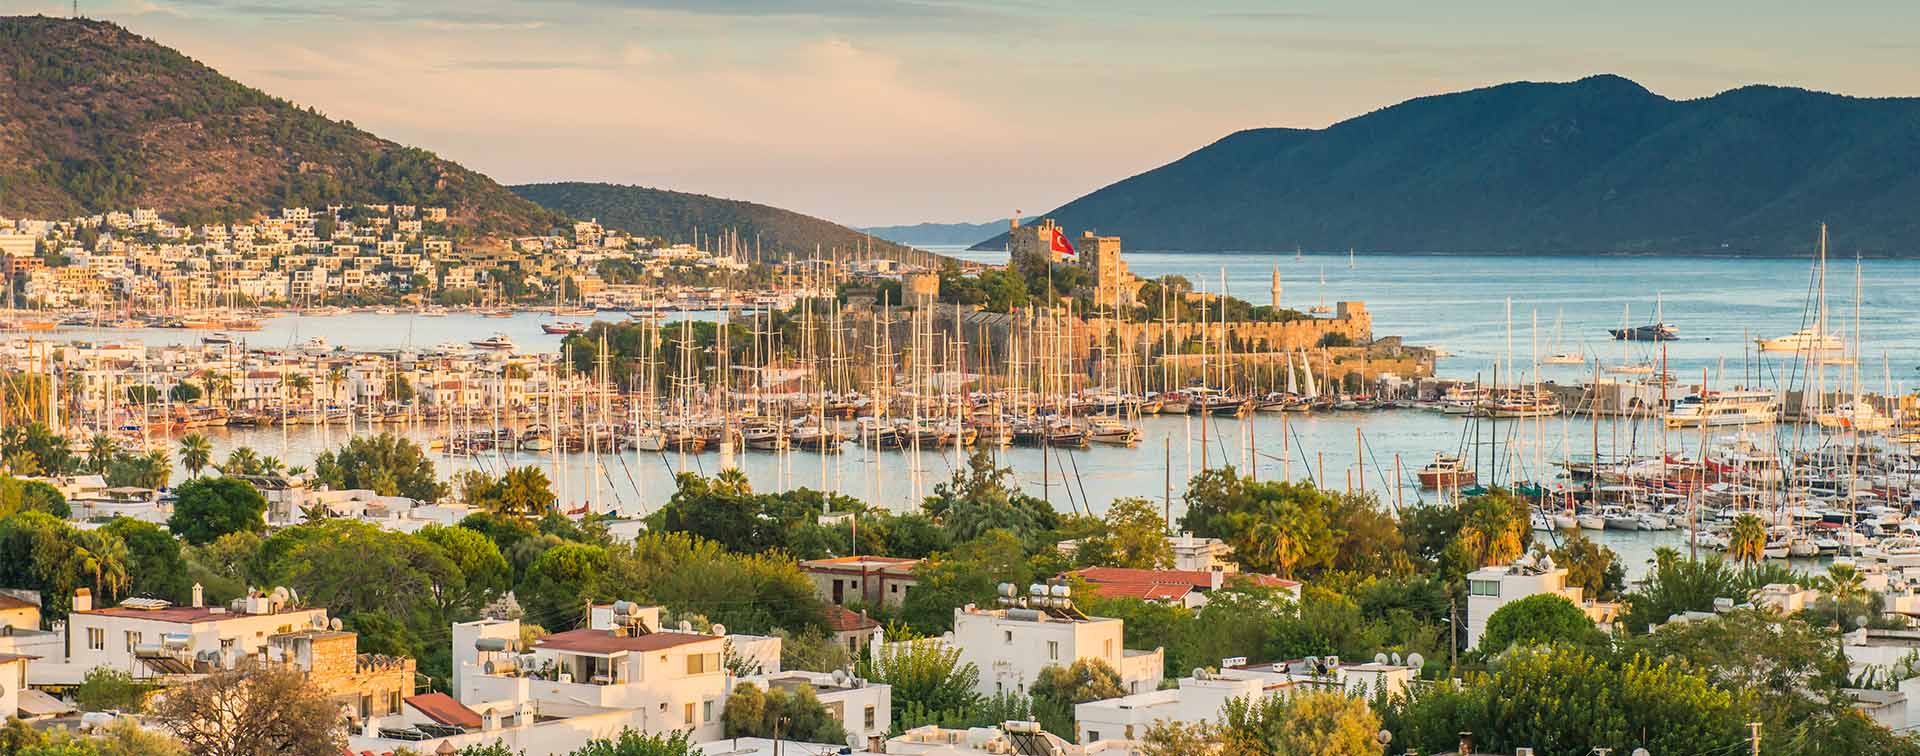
1541,352,1585,365
201,332,235,346
301,335,329,351
470,333,516,351
1084,416,1141,446
1664,390,1780,428
1416,453,1476,488
542,321,587,335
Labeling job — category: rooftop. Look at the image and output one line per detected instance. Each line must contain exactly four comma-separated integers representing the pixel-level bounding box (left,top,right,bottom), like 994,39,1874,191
535,629,718,655
76,604,318,624
405,692,482,730
824,605,880,633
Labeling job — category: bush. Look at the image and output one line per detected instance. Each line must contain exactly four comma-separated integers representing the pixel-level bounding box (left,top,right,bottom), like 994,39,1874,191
1479,593,1603,655
75,667,154,712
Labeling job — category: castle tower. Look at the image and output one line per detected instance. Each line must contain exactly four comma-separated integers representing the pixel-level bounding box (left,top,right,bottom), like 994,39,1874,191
1270,264,1283,308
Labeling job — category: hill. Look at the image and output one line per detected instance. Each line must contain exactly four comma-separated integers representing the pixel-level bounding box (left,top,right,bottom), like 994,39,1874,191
976,75,1920,256
0,16,562,234
512,182,946,266
862,219,1008,247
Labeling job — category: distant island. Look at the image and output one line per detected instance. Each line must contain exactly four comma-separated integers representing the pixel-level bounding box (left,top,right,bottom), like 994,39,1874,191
861,220,1008,247
976,75,1920,256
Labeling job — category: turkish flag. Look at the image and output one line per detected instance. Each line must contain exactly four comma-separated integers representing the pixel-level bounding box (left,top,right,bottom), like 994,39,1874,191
1050,228,1076,256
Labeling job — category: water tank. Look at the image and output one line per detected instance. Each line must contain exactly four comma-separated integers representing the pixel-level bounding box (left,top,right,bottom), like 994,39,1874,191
475,637,510,652
1005,608,1045,622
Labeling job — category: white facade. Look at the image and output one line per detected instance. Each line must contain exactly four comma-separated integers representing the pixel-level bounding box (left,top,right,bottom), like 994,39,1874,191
944,606,1163,698
55,588,327,685
1075,659,1416,746
1465,559,1585,648
0,654,24,719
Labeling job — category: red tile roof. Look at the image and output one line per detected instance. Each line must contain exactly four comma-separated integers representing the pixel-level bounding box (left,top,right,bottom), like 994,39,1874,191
1072,567,1299,590
0,594,37,611
823,605,879,632
1082,582,1194,602
405,692,482,730
535,629,718,655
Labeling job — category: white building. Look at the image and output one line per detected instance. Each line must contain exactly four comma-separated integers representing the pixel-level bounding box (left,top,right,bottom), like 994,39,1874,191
886,721,1133,756
52,587,328,685
1074,657,1416,746
941,586,1163,699
1465,555,1613,648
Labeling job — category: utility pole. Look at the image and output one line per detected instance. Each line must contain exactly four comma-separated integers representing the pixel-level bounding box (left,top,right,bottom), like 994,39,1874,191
1749,721,1762,756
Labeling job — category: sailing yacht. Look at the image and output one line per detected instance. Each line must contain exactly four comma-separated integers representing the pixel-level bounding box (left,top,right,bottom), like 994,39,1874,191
1541,311,1584,364
1609,294,1678,341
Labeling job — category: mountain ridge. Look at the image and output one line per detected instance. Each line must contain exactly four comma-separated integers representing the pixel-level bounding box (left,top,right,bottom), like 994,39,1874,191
511,182,946,266
975,75,1920,256
0,16,561,234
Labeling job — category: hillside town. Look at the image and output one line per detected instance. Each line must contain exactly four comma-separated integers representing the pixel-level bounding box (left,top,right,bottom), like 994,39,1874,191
0,204,812,314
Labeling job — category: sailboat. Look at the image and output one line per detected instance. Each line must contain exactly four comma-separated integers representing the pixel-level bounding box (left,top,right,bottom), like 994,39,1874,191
1813,242,1892,433
1541,310,1584,365
1609,293,1678,341
1308,267,1331,315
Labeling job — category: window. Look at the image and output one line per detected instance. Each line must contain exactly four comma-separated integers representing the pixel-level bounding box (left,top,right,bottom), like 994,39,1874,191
1047,641,1059,660
124,631,142,650
1003,630,1013,644
1469,580,1500,597
388,690,401,715
1087,731,1101,741
684,702,695,725
704,700,714,723
1104,639,1113,658
1125,725,1134,739
359,694,371,720
864,705,876,730
87,627,104,651
686,652,721,675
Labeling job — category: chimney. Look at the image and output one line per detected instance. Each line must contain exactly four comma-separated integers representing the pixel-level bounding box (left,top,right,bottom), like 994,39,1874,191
72,588,92,613
192,583,204,608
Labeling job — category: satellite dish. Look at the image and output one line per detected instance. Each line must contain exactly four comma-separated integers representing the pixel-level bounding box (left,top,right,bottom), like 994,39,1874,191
1376,730,1393,745
1406,653,1425,669
1632,749,1650,756
1391,652,1404,666
1373,653,1389,665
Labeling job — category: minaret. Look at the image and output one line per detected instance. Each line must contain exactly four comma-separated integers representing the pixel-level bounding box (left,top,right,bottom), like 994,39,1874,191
1270,264,1283,308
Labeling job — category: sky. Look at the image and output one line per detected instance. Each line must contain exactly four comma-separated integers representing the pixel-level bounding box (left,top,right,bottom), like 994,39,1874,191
10,0,1920,227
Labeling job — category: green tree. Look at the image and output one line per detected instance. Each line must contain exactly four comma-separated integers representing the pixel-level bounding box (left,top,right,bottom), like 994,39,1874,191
416,524,511,618
1031,658,1125,735
0,475,69,519
1074,497,1171,569
104,450,170,490
1620,548,1744,634
1728,513,1768,570
1452,489,1531,568
177,433,214,478
168,477,268,546
74,667,154,712
1221,689,1384,755
568,728,703,756
493,465,557,519
102,518,192,603
857,637,983,730
1478,593,1603,655
1548,530,1624,600
0,510,130,616
720,682,849,744
312,433,448,501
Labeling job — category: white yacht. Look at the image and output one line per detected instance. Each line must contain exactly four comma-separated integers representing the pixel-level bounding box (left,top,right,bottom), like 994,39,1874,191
1663,390,1779,428
1757,326,1843,353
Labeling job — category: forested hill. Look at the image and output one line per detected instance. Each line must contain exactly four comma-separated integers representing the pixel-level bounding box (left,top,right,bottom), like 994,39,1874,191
0,16,563,234
975,75,1920,256
512,182,947,266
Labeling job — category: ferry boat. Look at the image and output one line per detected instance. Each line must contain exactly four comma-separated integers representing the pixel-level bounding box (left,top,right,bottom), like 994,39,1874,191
1479,392,1562,418
469,333,517,351
1416,453,1476,488
542,321,587,335
1757,326,1843,353
1663,390,1779,428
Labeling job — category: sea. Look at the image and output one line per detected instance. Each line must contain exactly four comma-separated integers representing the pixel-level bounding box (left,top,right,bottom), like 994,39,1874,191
40,250,1919,574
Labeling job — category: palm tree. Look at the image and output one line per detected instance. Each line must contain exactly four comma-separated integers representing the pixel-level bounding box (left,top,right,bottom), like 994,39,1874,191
178,433,213,478
220,446,261,476
259,456,286,476
495,465,557,519
326,367,347,402
1456,492,1529,567
1728,514,1768,570
715,468,752,496
85,433,118,474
